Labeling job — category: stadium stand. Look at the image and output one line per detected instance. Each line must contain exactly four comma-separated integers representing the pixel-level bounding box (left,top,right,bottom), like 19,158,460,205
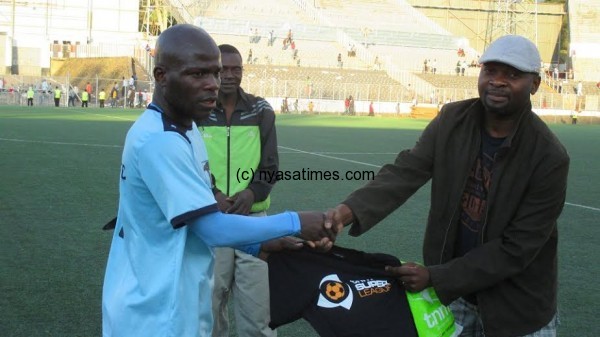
568,0,600,82
210,33,370,69
2,0,597,117
240,64,411,102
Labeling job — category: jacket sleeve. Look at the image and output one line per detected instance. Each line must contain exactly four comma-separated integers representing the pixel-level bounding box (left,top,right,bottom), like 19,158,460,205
429,146,570,304
248,100,279,202
343,116,439,236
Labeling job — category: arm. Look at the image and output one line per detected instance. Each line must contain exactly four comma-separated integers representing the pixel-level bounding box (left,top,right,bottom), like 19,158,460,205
189,211,334,254
429,154,569,303
189,211,299,249
339,117,439,235
248,100,278,202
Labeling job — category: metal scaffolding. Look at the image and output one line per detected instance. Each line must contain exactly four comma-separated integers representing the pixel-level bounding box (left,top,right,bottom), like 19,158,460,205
484,0,539,49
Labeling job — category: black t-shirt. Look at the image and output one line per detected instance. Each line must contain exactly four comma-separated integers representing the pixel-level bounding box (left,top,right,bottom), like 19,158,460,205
267,246,418,337
456,130,505,258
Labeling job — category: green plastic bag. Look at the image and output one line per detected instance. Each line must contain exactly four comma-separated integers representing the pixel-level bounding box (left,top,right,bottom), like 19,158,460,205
405,287,462,337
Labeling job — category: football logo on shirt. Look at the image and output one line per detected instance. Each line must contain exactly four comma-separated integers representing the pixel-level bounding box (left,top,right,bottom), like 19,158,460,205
317,274,353,309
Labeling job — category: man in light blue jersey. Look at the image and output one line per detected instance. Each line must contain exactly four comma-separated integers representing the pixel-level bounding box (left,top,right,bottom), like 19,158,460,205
102,24,333,337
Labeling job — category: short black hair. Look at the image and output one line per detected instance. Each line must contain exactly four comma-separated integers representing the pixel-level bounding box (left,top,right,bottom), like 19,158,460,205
218,44,241,58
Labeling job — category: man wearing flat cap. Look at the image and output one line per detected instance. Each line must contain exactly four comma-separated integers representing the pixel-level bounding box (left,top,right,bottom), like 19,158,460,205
325,35,569,336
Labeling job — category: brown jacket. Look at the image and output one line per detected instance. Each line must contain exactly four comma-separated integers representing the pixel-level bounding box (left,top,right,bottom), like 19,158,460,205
344,98,569,337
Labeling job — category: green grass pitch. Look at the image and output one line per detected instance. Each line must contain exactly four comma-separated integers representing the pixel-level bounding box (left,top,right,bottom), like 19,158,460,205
1,106,598,336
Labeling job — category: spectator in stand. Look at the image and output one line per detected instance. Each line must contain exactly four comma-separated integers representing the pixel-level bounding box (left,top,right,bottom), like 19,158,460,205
68,87,76,107
368,101,374,116
268,30,275,46
247,49,253,64
293,98,299,113
138,89,144,108
41,79,49,93
576,81,583,96
39,79,49,105
53,86,62,107
99,88,106,108
81,90,89,108
374,56,381,70
27,86,34,106
431,59,437,74
337,53,343,69
344,97,350,115
308,101,314,113
348,95,355,115
461,60,468,76
110,84,118,108
282,97,289,113
128,87,136,108
122,77,128,98
86,82,92,95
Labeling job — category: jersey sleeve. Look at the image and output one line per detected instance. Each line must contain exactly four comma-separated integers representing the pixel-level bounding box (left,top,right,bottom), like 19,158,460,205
138,132,217,228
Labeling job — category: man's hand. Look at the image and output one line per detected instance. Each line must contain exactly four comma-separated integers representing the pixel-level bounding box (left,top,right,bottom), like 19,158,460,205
258,236,304,260
226,189,255,215
324,204,353,234
297,211,336,245
258,236,334,261
214,191,233,212
385,262,431,292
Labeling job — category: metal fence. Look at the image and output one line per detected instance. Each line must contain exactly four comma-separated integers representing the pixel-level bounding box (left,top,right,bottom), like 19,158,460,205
1,74,598,113
0,76,154,109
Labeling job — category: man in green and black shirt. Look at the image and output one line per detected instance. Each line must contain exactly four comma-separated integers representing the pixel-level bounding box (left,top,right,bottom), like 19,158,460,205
197,44,279,337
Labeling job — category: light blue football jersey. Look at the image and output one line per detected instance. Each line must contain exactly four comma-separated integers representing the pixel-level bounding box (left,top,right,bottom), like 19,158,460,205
102,106,219,337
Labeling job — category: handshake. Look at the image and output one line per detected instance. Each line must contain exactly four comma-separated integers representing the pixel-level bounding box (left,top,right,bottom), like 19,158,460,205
259,205,432,293
260,205,353,257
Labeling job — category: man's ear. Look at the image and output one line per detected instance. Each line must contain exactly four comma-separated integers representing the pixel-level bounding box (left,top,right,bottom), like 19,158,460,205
530,75,541,95
153,66,166,85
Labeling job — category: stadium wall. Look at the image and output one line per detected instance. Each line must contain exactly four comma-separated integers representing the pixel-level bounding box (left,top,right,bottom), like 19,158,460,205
404,0,564,63
1,32,9,74
0,0,140,76
568,0,600,81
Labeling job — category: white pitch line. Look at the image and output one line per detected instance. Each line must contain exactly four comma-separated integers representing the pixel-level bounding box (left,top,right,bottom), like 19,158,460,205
280,145,599,212
279,151,397,155
565,202,600,212
1,138,597,212
75,110,137,121
278,146,384,169
0,137,122,148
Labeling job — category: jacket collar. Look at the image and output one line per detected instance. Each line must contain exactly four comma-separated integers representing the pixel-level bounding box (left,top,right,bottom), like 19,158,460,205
467,98,533,150
214,87,252,113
